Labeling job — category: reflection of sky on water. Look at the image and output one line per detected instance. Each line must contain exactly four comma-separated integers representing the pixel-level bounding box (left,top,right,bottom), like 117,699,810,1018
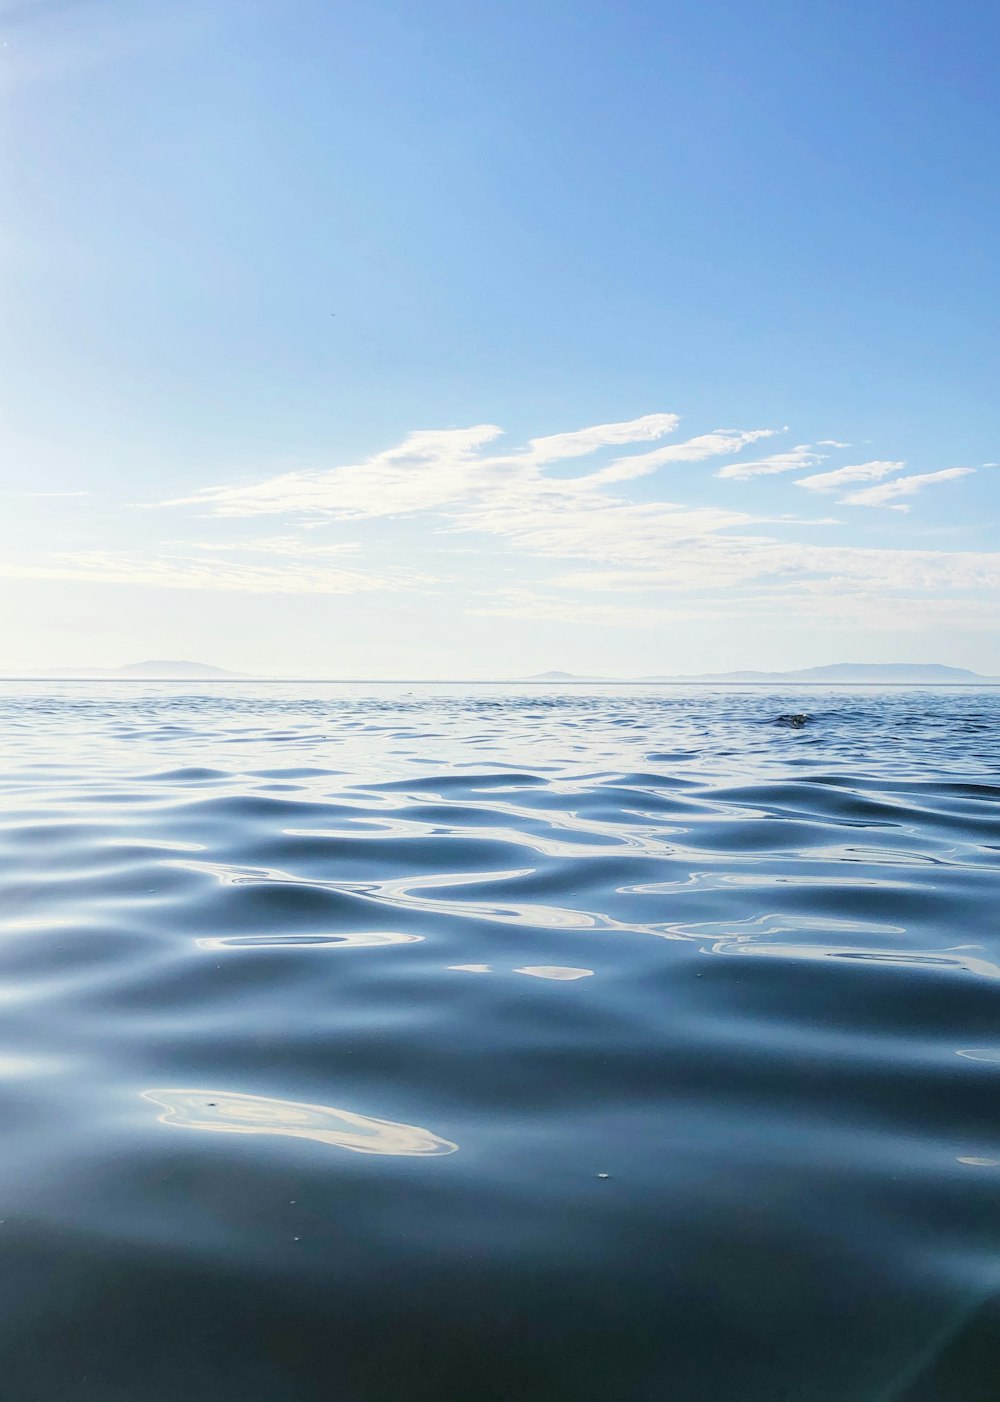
448,963,594,980
198,932,422,950
0,1053,63,1079
705,941,1000,978
143,1089,457,1156
2,688,1000,1401
515,965,594,981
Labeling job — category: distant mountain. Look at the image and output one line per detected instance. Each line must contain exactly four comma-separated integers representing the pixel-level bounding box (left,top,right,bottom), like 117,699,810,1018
520,663,996,684
645,663,990,684
34,660,253,680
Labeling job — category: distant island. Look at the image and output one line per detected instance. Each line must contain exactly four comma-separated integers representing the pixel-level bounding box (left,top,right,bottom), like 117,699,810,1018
524,663,997,684
31,660,254,680
7,660,996,684
649,663,990,683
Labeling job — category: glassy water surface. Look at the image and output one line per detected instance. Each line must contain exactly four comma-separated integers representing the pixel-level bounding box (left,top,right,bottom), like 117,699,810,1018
1,682,999,1401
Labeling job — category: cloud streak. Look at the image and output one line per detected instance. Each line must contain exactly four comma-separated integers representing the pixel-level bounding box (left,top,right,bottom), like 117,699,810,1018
524,413,680,464
145,416,997,610
587,428,778,486
8,411,995,637
716,444,826,480
161,416,780,519
843,467,974,510
0,549,432,595
795,461,906,493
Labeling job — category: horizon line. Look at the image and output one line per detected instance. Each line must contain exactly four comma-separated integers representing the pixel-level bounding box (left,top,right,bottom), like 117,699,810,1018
5,676,1000,687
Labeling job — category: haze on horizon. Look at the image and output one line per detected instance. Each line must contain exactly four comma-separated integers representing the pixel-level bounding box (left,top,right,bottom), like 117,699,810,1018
1,0,998,679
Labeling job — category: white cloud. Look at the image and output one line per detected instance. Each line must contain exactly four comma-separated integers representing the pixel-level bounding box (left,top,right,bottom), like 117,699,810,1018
0,549,431,595
467,588,726,628
468,585,1000,634
146,420,997,612
3,489,91,498
795,460,905,493
843,467,974,510
178,535,364,557
162,424,506,520
524,413,679,463
586,427,778,486
160,416,780,519
454,499,760,565
716,444,825,480
546,541,1000,594
12,411,994,636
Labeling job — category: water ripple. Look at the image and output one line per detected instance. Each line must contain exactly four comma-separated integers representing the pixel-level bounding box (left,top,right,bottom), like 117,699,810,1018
2,681,1000,1401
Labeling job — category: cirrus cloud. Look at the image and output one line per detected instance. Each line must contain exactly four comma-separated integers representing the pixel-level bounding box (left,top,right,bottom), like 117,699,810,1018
716,444,826,480
843,467,974,510
7,410,996,641
795,460,906,493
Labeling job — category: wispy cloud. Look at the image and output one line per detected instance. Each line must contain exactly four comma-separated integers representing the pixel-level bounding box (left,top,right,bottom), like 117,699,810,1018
470,584,1000,634
545,542,1000,594
586,427,778,486
467,588,726,628
147,417,996,607
0,549,431,594
3,488,91,498
178,535,364,558
160,416,775,519
162,425,508,520
795,460,905,493
716,444,826,480
843,467,974,510
10,411,995,634
524,413,680,464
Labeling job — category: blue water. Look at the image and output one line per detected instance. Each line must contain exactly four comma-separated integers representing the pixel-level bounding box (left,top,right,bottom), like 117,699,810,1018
1,682,999,1401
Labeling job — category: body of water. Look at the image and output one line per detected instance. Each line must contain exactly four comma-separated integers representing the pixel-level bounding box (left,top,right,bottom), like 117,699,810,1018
1,682,999,1401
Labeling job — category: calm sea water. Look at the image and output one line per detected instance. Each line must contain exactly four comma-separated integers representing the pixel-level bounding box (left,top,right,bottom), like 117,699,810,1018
1,682,999,1401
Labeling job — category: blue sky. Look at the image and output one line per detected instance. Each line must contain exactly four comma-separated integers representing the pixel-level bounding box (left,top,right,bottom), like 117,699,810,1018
2,0,998,676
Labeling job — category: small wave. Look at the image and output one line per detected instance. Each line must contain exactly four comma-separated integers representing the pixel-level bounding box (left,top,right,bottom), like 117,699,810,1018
2,681,1000,1400
198,932,422,950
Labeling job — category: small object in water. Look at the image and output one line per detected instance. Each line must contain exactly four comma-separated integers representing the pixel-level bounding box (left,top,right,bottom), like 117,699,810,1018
776,713,809,728
597,1172,611,1180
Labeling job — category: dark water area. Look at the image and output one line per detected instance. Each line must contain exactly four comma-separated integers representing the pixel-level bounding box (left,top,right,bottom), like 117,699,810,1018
1,681,999,1401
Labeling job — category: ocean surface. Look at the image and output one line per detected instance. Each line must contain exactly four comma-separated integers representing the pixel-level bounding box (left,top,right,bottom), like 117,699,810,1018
1,681,999,1402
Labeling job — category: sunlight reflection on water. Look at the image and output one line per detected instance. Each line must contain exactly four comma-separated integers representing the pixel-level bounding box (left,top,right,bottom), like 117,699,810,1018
197,932,423,950
142,1088,458,1156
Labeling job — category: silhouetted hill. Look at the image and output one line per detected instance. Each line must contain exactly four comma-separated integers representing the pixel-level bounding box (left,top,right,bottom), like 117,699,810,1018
519,663,995,684
34,660,254,680
644,663,988,683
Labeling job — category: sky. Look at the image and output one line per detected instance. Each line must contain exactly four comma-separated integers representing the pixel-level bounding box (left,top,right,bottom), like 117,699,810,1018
1,0,998,677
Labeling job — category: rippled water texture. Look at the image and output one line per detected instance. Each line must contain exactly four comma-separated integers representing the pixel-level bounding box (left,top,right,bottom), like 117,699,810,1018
2,682,1000,1401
